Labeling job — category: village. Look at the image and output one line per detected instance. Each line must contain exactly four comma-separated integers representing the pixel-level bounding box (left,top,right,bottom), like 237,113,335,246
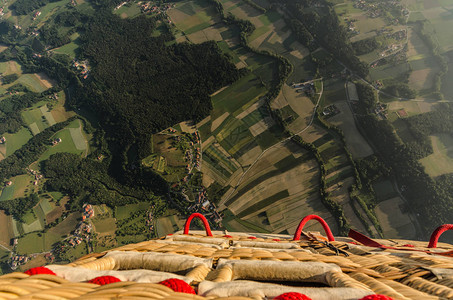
72,60,90,80
154,125,223,228
353,0,408,23
139,1,175,16
9,203,94,270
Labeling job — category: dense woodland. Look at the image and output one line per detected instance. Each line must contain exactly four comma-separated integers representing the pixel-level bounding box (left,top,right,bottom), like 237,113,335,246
76,13,242,178
352,37,379,56
42,153,167,211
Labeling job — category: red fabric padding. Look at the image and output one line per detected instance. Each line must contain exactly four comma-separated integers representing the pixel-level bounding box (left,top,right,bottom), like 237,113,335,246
88,276,121,285
293,215,335,241
159,278,196,294
274,292,312,300
428,224,453,248
348,229,384,248
183,213,213,236
25,267,56,276
359,295,394,300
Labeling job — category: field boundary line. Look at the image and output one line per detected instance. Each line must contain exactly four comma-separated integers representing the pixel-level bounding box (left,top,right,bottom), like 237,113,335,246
222,79,323,204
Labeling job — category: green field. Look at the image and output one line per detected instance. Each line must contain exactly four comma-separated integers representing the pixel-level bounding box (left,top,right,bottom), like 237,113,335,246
155,214,183,237
54,41,80,58
115,202,151,220
2,127,33,157
420,134,453,177
0,185,17,202
114,2,142,18
0,174,34,201
211,73,266,118
22,211,36,225
17,74,50,93
93,217,116,233
34,119,88,167
372,180,398,202
321,78,347,106
49,191,63,201
21,107,49,135
16,232,45,254
40,198,54,215
171,0,217,34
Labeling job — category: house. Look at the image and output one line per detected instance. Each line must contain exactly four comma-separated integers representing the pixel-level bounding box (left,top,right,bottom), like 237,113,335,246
0,136,5,143
5,181,12,186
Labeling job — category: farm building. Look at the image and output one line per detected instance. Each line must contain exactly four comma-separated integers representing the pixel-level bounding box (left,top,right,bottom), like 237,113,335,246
5,213,453,299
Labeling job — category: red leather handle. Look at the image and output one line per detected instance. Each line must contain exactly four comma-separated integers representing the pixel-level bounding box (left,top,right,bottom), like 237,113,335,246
183,213,213,236
293,214,335,241
428,224,453,248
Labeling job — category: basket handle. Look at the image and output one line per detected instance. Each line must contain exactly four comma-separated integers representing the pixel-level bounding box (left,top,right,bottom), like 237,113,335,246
428,224,453,248
293,214,335,241
183,213,213,236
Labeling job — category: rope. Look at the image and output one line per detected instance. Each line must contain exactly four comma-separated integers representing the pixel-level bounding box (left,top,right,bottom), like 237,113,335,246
428,224,453,248
183,213,213,236
293,215,335,241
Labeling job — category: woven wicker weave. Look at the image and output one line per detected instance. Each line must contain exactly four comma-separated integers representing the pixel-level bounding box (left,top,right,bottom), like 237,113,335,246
1,216,453,300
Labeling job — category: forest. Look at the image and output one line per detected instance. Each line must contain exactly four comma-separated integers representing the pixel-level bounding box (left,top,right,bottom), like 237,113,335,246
42,153,167,211
77,13,242,178
352,37,379,56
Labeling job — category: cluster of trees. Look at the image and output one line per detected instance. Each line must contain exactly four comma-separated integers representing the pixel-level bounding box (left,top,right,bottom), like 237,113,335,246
2,74,18,84
115,210,150,237
383,83,416,99
285,18,317,51
277,0,369,77
0,20,25,44
404,104,453,158
42,153,168,209
10,0,60,15
0,93,43,134
0,193,39,221
352,37,379,56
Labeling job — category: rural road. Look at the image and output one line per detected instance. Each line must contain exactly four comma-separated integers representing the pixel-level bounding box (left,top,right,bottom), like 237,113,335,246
222,80,324,204
0,243,11,252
